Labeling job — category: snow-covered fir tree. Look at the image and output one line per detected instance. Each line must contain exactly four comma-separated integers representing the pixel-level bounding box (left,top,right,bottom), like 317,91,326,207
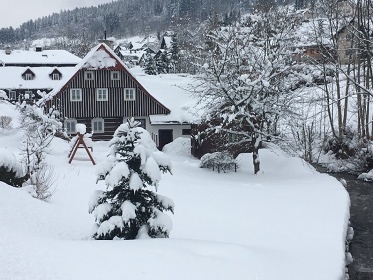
89,118,174,240
156,50,170,74
144,50,157,75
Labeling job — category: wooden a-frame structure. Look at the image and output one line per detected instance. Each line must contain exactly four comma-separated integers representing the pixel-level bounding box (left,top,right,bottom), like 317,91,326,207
68,132,96,165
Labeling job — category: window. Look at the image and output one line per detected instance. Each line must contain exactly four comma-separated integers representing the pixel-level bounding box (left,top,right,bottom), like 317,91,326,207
345,49,355,56
124,88,135,101
8,91,16,100
227,132,243,143
25,73,33,80
85,71,94,80
96,88,108,101
182,129,191,135
135,118,146,129
52,73,60,80
65,119,77,134
92,118,104,133
70,88,82,101
111,71,120,80
24,91,33,100
346,33,353,41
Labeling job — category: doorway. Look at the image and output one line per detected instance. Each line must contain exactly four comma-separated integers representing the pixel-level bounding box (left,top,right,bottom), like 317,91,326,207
158,129,173,150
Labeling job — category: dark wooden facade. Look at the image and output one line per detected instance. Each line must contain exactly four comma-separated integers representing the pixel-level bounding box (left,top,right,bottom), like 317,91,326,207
44,44,171,141
46,69,169,119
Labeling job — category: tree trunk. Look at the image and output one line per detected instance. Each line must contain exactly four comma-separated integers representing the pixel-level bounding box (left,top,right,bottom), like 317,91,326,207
253,146,260,175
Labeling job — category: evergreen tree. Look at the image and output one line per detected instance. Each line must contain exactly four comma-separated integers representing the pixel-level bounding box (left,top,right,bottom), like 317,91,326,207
156,50,170,74
89,119,174,240
170,33,180,73
144,50,157,75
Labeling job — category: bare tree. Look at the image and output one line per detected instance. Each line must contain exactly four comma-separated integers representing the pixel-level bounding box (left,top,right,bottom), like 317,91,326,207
19,104,61,200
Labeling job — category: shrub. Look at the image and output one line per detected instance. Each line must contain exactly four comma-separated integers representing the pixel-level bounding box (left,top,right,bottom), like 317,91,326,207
0,116,12,129
200,151,237,172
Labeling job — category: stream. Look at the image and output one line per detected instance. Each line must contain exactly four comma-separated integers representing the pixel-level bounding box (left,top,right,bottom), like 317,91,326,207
313,165,373,280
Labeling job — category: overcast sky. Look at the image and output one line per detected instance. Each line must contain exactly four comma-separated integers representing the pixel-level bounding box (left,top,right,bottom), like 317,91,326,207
0,0,113,29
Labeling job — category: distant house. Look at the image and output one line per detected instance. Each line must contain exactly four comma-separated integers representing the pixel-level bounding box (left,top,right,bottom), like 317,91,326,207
291,44,335,64
39,43,193,149
0,46,81,102
160,35,172,50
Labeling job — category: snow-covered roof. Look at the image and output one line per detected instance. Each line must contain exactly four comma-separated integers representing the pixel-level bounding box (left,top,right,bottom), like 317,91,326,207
118,49,146,62
292,18,332,47
131,68,200,124
116,35,159,51
0,67,76,89
292,17,354,47
162,36,172,49
0,49,81,66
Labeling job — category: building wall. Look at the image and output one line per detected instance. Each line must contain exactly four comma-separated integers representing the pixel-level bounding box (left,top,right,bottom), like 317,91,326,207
47,69,169,119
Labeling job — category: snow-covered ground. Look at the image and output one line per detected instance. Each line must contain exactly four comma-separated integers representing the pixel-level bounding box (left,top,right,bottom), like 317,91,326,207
0,102,350,280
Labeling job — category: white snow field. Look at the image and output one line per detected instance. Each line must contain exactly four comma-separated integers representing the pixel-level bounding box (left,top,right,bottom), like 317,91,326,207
0,103,350,280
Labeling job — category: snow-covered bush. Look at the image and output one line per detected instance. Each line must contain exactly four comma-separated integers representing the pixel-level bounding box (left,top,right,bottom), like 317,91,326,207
200,151,237,172
0,90,8,100
0,148,28,187
19,104,61,200
89,118,174,240
0,116,12,129
323,128,359,160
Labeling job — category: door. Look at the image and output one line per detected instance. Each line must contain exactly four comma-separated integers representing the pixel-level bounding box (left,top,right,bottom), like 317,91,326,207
158,129,173,150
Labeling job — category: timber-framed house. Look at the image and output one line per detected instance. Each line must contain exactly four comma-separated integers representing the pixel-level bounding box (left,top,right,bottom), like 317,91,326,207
40,43,191,149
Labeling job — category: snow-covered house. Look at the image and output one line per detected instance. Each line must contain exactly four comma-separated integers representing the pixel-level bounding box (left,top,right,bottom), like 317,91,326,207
0,46,81,102
39,43,194,149
160,34,172,50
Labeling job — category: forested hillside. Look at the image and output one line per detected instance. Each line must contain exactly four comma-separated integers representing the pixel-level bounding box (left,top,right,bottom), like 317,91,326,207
0,0,254,47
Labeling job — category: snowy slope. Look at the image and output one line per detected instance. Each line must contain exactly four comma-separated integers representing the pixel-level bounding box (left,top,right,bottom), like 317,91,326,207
0,102,350,280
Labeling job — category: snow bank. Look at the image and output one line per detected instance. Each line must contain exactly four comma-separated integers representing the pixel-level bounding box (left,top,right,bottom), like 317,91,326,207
163,137,191,155
357,169,373,181
0,148,24,177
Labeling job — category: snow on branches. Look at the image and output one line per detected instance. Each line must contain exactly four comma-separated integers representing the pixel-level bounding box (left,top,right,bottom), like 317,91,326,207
195,7,301,174
89,118,174,240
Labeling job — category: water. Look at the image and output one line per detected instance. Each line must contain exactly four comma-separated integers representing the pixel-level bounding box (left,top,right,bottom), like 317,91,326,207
314,165,373,280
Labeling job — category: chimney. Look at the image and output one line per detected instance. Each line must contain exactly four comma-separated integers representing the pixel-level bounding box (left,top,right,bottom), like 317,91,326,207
98,31,114,49
4,46,11,55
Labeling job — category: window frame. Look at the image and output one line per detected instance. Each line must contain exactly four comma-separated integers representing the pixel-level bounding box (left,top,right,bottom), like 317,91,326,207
134,118,146,129
65,119,77,134
111,71,120,80
92,118,104,133
84,71,94,81
24,73,33,80
124,88,136,101
96,88,108,101
70,88,82,102
52,73,60,80
8,90,16,100
24,91,33,99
